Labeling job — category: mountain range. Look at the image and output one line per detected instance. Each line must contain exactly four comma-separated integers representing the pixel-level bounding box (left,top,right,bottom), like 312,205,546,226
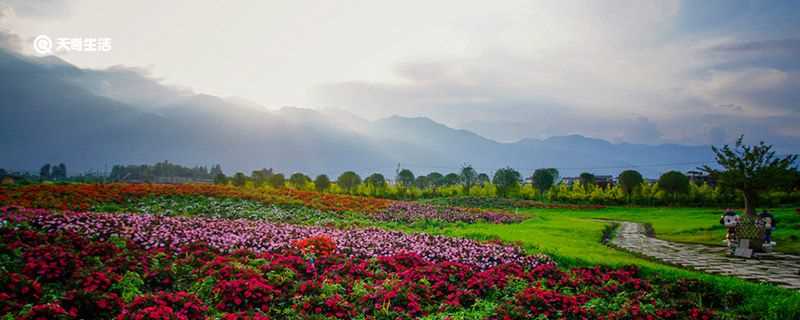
0,48,715,178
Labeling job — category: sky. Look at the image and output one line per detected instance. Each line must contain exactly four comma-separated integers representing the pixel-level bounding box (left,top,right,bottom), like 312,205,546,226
1,0,799,148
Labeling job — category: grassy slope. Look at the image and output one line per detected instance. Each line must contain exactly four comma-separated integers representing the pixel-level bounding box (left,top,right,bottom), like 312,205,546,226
385,208,800,318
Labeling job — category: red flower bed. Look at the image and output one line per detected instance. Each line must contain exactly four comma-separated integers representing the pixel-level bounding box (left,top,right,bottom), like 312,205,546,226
0,222,722,319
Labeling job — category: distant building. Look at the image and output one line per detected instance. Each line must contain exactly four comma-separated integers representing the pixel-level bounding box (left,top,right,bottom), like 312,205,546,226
594,175,615,188
561,177,580,186
687,170,715,186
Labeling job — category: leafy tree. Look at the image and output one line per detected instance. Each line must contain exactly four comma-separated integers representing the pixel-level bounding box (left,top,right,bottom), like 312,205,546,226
314,174,331,192
531,168,556,196
618,170,644,197
414,175,430,190
210,164,224,177
427,172,445,190
40,164,51,180
477,173,490,186
232,172,247,187
700,136,799,216
268,173,285,188
658,171,689,200
460,165,478,194
444,173,461,186
289,173,310,188
251,168,273,187
0,168,6,177
579,172,595,189
396,169,415,189
545,168,559,184
55,163,67,179
493,167,521,198
337,171,362,193
365,173,387,189
213,173,227,185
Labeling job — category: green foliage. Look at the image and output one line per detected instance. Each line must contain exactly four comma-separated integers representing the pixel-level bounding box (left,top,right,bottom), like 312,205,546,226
112,271,145,303
579,172,595,189
460,165,478,194
492,167,521,198
396,169,415,189
314,174,331,192
289,172,310,189
701,136,799,215
268,173,286,188
531,168,557,195
365,173,387,190
337,171,362,193
658,171,689,198
232,172,247,187
617,170,643,196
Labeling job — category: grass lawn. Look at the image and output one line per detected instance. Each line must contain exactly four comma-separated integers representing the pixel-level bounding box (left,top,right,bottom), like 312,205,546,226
546,206,800,254
382,206,800,318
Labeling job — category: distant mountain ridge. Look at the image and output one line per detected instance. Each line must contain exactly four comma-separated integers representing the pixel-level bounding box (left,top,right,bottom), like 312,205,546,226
0,48,714,178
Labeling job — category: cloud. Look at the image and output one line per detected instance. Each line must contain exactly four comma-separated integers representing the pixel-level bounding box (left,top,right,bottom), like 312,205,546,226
710,38,800,55
0,0,69,18
0,30,20,51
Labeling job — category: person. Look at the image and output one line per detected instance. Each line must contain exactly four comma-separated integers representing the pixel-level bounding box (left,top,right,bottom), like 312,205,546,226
758,210,776,244
720,209,739,247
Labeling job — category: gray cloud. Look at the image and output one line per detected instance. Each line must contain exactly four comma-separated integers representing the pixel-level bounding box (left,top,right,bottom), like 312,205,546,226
0,30,20,51
0,0,69,18
710,38,800,55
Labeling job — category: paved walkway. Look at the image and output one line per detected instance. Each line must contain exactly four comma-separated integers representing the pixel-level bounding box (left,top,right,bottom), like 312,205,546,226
609,221,800,289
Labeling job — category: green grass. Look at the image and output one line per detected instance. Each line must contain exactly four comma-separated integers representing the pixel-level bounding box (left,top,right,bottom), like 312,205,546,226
534,206,800,254
379,207,800,319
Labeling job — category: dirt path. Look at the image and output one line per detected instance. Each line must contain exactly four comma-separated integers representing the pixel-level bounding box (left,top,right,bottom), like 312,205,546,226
610,221,800,290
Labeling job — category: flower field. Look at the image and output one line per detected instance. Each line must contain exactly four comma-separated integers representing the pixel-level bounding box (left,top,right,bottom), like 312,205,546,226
0,211,720,319
0,184,522,224
3,207,545,269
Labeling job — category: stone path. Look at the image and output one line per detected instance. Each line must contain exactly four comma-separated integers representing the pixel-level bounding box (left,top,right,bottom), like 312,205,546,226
609,221,800,289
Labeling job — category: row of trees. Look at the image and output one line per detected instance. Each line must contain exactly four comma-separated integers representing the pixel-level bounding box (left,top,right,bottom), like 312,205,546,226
110,161,223,181
219,138,799,210
39,163,67,180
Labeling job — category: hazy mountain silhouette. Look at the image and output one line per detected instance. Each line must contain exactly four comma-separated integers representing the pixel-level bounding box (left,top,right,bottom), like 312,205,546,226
1,48,714,178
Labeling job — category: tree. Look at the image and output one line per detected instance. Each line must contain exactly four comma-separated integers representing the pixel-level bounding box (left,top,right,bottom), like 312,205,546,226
396,169,415,189
414,175,430,190
40,164,51,180
444,173,461,186
477,173,490,186
531,168,556,196
492,167,521,198
618,170,644,198
53,163,67,179
460,165,478,194
427,172,445,190
337,171,362,193
700,136,799,216
268,173,285,188
579,172,595,189
210,164,224,177
545,168,559,184
232,172,247,187
365,173,387,189
251,168,272,187
314,174,331,192
658,171,689,201
214,173,227,185
289,173,310,188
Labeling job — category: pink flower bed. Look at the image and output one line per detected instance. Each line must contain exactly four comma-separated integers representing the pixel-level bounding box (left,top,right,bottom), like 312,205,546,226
2,207,547,270
376,202,522,224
